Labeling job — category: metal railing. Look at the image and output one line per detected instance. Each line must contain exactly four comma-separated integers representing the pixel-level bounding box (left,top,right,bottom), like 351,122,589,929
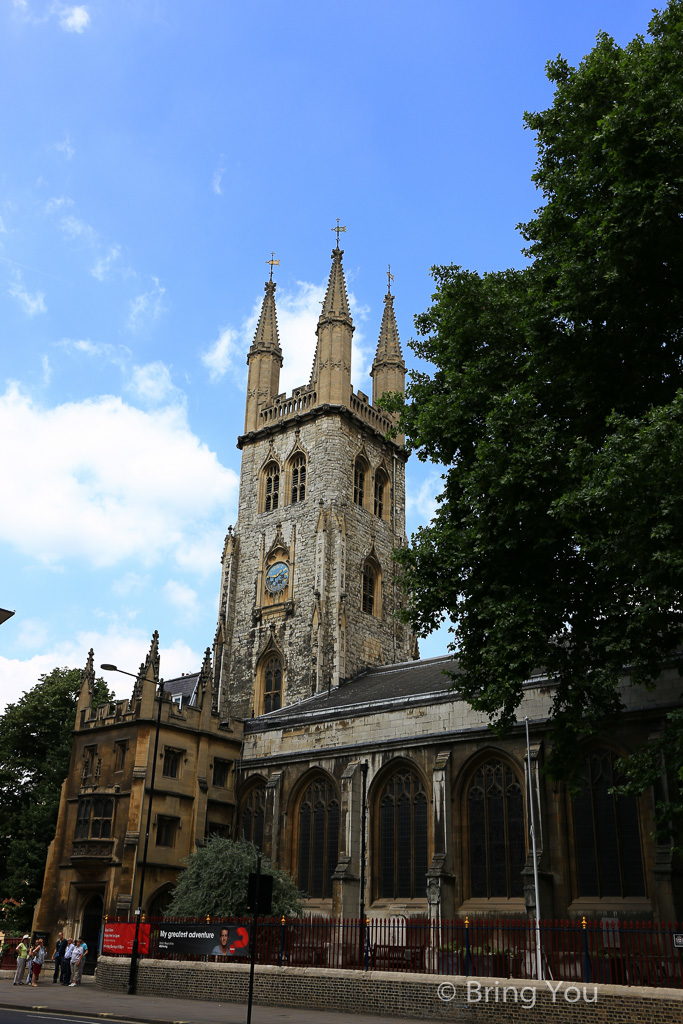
102,916,682,988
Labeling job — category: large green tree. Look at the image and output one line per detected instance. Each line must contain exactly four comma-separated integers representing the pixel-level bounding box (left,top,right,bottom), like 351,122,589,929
0,666,113,929
390,1,683,813
168,837,303,918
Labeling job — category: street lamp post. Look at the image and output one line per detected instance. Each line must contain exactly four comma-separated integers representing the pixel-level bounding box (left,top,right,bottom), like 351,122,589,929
101,663,165,995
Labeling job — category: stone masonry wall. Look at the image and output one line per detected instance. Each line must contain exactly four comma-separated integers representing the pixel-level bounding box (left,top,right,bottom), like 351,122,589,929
219,408,411,720
96,957,683,1023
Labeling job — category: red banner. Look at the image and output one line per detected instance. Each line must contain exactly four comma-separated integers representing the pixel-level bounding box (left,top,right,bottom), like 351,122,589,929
102,922,150,955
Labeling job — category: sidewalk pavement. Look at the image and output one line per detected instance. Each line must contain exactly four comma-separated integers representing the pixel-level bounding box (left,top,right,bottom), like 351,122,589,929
0,975,429,1024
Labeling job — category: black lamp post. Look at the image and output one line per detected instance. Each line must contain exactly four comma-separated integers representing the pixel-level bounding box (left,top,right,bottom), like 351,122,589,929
101,663,165,995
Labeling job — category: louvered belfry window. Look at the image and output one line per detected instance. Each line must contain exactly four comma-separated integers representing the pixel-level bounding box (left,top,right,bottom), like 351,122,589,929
362,563,376,614
264,462,280,512
240,784,266,850
468,760,525,898
297,777,340,899
572,749,646,898
379,769,428,899
354,460,365,506
374,472,386,518
291,455,306,504
263,656,282,714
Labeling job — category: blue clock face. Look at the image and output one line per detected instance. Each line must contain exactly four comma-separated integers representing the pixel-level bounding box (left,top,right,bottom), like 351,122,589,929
266,561,289,594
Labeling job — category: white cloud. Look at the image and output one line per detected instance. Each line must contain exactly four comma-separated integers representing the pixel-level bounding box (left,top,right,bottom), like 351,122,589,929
9,276,46,316
202,327,240,382
45,196,74,214
0,384,239,570
112,572,149,597
128,277,166,332
91,244,120,281
60,214,97,245
55,135,75,160
406,470,444,525
41,354,51,385
59,5,89,33
127,361,180,404
163,579,199,621
16,617,49,650
212,159,226,196
0,629,202,714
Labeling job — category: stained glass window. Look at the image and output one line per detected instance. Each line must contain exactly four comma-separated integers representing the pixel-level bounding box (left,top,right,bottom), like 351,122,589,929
297,777,340,899
378,769,428,899
240,784,266,850
467,760,525,898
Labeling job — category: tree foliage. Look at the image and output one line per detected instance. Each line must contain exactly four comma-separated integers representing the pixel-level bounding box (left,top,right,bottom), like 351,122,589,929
168,837,304,918
0,666,113,928
389,1,683,810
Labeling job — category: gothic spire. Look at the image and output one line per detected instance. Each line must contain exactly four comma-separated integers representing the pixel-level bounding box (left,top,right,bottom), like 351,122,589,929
320,246,351,320
248,279,283,359
133,629,160,701
372,285,405,370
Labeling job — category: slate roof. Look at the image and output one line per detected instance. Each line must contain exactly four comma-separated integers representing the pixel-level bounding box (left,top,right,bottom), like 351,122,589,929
163,673,199,706
245,655,459,732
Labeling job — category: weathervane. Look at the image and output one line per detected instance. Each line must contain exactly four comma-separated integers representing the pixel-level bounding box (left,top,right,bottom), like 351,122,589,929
387,264,394,294
331,218,346,247
266,252,280,281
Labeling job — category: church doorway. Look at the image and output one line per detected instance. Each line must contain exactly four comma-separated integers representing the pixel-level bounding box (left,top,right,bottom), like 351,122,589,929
147,885,174,919
80,893,103,974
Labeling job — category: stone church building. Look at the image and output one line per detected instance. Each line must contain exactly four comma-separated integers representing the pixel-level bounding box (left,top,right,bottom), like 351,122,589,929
34,244,682,957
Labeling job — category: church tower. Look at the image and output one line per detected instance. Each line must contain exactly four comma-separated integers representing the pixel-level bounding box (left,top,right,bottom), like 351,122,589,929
214,241,414,721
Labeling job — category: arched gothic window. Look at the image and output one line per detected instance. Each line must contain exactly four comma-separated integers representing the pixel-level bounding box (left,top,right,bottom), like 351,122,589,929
290,455,306,504
362,560,380,616
378,768,428,899
572,748,645,898
240,784,266,850
297,777,340,899
468,760,525,898
263,461,280,513
263,656,282,714
354,459,366,507
374,470,388,519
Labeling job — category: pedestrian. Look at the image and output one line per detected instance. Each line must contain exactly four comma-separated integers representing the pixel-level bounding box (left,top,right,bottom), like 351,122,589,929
52,930,67,983
69,940,84,986
28,938,45,986
25,940,35,986
60,936,74,985
13,935,29,985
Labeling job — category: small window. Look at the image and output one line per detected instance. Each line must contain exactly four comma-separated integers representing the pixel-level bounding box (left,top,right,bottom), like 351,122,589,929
172,694,182,709
213,758,231,788
163,748,182,779
114,741,128,773
354,459,365,507
75,798,91,839
291,455,306,504
156,816,178,848
374,470,388,519
362,562,377,615
263,657,282,714
82,746,97,779
207,821,231,839
264,462,280,512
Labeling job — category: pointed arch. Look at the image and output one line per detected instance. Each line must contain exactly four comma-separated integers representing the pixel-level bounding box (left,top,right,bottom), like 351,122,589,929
254,637,285,716
353,445,370,509
569,744,646,899
285,436,309,506
361,548,382,617
370,759,429,901
373,463,390,521
457,750,526,900
290,769,340,900
238,776,267,850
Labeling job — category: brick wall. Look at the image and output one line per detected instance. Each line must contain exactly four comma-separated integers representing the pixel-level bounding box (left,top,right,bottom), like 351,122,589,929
97,957,683,1023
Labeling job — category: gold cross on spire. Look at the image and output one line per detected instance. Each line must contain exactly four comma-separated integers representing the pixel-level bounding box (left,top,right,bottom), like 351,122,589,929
331,218,346,247
387,264,394,294
266,252,280,281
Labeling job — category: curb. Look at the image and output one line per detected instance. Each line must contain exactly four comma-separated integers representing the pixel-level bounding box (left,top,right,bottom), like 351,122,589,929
0,1004,198,1024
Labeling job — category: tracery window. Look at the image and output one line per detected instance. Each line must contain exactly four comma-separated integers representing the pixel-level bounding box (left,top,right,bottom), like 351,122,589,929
240,784,266,850
263,655,283,714
354,459,366,507
74,797,114,839
378,768,428,899
362,560,380,616
290,455,306,504
572,748,646,898
374,470,388,519
297,777,340,899
468,760,525,898
263,461,280,512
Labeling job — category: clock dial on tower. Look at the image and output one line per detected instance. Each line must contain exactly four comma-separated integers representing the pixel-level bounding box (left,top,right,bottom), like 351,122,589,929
265,561,289,594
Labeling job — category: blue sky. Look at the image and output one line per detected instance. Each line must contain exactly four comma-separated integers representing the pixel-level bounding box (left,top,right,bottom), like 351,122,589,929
0,0,658,710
